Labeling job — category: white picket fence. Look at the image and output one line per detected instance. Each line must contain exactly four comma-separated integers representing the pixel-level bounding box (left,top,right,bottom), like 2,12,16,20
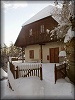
10,62,43,80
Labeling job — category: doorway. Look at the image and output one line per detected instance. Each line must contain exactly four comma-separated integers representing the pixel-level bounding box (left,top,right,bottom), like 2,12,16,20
49,47,59,63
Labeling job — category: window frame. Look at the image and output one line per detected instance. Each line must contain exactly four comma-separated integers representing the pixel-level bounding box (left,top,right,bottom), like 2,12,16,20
29,50,34,59
40,25,44,33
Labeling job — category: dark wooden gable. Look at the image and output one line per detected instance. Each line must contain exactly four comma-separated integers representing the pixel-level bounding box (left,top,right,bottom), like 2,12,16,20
15,27,26,47
15,16,59,47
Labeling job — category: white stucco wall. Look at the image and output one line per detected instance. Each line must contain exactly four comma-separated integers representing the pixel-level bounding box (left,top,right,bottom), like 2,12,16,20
25,42,64,63
25,45,40,62
42,42,64,63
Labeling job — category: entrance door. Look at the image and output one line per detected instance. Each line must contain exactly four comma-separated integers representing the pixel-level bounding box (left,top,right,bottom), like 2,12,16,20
49,47,59,63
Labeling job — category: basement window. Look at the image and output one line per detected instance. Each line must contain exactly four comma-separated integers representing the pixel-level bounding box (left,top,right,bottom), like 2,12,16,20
40,25,44,33
29,50,34,59
29,29,32,36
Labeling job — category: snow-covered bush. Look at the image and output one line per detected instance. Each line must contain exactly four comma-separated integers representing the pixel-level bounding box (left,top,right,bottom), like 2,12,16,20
52,0,75,84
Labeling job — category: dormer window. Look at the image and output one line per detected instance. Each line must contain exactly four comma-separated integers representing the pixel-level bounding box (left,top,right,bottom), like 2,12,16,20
40,25,44,33
29,29,32,36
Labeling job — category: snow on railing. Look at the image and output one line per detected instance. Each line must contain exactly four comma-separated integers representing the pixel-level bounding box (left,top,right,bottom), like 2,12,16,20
12,62,41,69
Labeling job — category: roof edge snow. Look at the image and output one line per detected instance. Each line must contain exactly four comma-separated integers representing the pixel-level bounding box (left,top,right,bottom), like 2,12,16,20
22,5,61,26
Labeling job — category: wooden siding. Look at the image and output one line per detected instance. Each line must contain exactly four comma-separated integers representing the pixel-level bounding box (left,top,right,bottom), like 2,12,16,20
15,16,59,47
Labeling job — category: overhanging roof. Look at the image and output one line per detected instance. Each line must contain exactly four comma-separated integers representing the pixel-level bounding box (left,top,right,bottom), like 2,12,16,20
14,5,61,47
22,5,61,26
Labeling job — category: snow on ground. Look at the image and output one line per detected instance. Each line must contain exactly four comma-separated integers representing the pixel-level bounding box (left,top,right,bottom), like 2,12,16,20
42,63,74,99
0,68,8,79
1,79,19,99
1,63,75,99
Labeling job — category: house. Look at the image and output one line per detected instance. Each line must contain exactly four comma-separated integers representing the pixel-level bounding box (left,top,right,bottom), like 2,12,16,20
14,5,65,63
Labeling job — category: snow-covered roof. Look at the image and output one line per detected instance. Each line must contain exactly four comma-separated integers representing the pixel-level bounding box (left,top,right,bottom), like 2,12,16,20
22,5,61,26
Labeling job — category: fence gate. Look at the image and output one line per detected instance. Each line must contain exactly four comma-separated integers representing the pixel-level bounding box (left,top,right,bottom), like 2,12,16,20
54,63,67,84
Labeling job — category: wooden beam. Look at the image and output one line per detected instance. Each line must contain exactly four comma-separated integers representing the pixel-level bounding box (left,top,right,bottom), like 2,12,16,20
40,45,42,63
39,43,45,45
22,47,24,63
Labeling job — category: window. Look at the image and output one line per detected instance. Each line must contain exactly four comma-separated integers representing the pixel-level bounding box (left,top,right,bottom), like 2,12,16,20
29,50,34,59
40,25,44,33
29,29,32,36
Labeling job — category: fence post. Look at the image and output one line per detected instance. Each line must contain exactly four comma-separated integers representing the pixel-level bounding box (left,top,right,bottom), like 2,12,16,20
64,63,67,77
13,66,15,79
40,64,43,80
10,62,15,79
8,79,14,91
55,64,57,84
38,67,39,77
16,66,19,79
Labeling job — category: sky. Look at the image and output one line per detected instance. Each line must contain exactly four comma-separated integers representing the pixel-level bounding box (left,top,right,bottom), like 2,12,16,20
1,1,62,47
